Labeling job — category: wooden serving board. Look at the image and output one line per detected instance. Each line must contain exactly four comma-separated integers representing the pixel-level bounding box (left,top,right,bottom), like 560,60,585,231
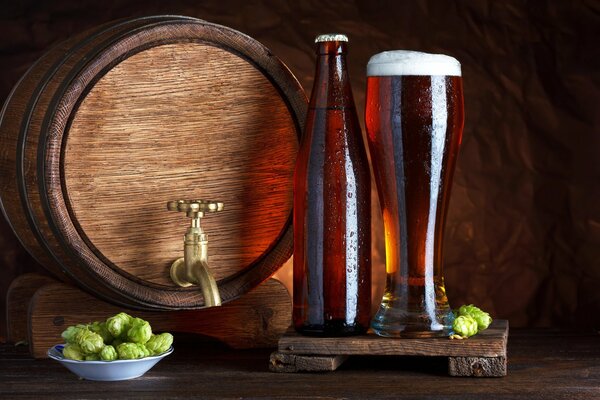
270,321,508,377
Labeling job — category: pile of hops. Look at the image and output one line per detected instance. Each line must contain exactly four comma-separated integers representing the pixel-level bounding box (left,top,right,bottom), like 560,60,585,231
61,312,173,361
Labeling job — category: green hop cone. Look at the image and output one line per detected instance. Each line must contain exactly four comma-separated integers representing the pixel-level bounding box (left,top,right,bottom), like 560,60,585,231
62,343,85,361
452,315,478,338
457,304,492,331
89,321,113,344
61,324,87,344
127,318,152,344
136,343,151,358
117,342,144,360
100,345,118,361
85,354,101,361
106,312,132,338
74,328,105,355
145,333,173,355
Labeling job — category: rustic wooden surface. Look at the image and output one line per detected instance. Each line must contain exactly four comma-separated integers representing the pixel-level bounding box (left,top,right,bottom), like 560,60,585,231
269,352,348,373
277,320,508,356
5,273,55,343
0,16,179,299
0,16,306,310
1,327,599,399
27,278,291,358
272,321,507,376
448,356,507,377
64,41,297,285
270,352,507,377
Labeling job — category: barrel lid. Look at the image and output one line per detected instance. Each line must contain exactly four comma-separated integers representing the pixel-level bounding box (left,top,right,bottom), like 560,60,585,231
40,16,306,308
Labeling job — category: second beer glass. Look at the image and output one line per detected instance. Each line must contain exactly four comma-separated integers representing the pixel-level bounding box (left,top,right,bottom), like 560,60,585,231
366,51,465,337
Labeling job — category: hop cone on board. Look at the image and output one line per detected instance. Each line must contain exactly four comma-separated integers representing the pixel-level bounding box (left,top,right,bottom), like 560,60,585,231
146,333,174,355
100,345,118,361
457,304,492,331
452,315,478,338
74,328,105,354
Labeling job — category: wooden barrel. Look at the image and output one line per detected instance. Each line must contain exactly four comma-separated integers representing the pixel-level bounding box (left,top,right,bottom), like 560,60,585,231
0,16,306,309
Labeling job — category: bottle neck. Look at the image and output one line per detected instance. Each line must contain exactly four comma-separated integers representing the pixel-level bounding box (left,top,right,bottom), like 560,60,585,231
309,41,355,109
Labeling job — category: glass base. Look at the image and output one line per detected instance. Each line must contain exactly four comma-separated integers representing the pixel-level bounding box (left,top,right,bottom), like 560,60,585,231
295,320,368,337
370,304,454,338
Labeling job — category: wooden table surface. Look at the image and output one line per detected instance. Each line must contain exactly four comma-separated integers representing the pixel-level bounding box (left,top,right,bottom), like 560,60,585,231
1,328,599,399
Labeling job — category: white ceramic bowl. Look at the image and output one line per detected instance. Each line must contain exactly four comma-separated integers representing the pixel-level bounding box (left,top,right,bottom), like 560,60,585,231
48,344,173,381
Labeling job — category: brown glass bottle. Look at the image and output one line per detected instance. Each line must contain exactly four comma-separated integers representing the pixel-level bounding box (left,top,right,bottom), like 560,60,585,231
293,34,371,336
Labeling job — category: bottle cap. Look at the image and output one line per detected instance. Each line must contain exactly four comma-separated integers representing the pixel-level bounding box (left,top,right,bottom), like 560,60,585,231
315,34,348,43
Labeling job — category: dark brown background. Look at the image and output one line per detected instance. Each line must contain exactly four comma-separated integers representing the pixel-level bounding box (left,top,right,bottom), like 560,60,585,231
1,0,598,338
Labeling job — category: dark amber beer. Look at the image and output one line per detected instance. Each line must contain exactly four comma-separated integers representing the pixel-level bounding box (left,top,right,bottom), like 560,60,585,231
366,51,464,337
293,34,371,336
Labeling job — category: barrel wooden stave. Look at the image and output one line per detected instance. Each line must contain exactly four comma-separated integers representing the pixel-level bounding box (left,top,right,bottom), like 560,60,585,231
0,17,174,284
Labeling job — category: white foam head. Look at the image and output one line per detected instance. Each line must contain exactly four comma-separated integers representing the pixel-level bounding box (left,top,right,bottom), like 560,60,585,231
367,50,461,77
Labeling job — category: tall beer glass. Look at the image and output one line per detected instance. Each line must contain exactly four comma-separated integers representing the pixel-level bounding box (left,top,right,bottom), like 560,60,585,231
366,51,464,337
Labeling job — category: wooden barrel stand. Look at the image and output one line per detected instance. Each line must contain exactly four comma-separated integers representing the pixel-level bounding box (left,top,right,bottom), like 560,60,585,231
7,273,292,358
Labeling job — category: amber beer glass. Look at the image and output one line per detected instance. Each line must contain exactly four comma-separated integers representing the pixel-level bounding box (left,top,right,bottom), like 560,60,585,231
366,51,464,337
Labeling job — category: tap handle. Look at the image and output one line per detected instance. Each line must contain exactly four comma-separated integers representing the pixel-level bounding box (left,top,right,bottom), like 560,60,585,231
167,200,224,218
167,199,223,306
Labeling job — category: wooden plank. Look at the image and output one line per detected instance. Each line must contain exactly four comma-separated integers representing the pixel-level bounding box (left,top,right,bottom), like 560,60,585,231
448,356,507,377
269,352,348,372
6,273,56,343
277,320,508,358
27,278,291,358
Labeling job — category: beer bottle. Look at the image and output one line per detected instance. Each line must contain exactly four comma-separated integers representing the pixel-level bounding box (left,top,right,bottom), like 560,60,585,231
293,34,371,336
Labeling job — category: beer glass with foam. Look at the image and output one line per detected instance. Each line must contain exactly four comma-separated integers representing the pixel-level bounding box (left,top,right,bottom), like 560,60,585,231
366,51,464,337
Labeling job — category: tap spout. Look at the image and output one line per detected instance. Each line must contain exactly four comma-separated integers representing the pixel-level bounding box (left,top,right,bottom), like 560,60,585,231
169,204,222,307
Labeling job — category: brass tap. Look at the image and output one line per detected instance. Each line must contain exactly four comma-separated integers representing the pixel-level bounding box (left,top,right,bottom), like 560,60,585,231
167,199,224,307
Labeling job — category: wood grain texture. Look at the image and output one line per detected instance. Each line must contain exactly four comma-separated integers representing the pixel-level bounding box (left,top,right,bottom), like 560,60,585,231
0,16,307,310
27,278,291,358
277,320,508,357
0,21,113,280
269,352,348,372
64,43,296,285
0,16,189,305
273,321,508,376
2,327,597,398
448,356,507,377
5,273,55,343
